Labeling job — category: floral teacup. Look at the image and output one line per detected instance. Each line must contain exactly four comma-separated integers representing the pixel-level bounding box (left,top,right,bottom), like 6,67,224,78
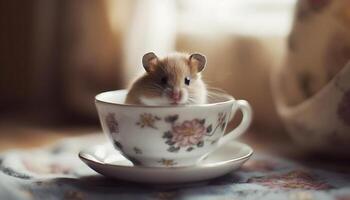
95,90,252,167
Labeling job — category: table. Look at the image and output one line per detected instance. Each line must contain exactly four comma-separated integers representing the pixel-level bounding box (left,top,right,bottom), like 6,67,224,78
0,126,349,200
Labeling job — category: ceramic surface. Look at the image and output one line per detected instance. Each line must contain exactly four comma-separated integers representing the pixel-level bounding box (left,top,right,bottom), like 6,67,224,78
95,90,252,167
79,140,253,183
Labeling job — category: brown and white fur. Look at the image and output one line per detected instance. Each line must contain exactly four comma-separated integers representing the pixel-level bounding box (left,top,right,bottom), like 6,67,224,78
125,52,207,105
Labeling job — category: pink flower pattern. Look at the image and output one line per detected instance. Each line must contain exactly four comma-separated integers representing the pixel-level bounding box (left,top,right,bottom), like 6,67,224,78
248,170,332,190
105,113,119,134
217,112,227,131
171,119,206,147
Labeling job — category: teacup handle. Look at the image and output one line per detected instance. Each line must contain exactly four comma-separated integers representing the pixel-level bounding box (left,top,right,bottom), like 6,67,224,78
217,100,253,146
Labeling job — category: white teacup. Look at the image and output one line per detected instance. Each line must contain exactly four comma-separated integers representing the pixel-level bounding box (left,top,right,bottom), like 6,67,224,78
95,90,252,167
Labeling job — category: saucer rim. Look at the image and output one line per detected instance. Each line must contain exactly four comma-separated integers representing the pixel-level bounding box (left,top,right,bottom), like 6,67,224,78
79,141,254,170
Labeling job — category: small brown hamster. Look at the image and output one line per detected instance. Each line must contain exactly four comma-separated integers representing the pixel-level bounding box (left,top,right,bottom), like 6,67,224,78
125,52,207,105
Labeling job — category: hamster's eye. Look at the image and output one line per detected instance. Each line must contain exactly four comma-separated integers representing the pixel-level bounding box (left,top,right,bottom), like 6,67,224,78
184,77,191,85
161,76,168,85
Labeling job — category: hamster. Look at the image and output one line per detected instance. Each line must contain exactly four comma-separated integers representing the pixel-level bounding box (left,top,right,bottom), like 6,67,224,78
125,52,207,105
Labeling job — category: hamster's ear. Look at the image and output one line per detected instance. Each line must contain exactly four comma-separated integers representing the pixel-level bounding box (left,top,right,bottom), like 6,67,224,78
142,52,159,73
189,53,206,73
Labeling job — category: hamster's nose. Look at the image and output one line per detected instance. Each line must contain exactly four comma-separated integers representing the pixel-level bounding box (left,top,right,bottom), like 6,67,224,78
170,89,181,101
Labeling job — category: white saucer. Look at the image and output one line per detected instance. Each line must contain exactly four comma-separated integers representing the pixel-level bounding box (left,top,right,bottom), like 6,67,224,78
79,141,253,184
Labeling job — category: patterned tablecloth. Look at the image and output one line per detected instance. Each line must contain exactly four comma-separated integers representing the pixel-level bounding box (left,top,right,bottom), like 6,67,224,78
0,134,349,200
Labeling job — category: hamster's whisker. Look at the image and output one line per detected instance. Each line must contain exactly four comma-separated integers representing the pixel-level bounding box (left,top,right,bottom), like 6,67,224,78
148,84,163,90
187,99,196,104
186,96,196,103
144,87,162,93
206,88,229,98
206,87,228,94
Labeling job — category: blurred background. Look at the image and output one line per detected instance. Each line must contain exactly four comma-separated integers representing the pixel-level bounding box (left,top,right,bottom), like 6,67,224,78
1,0,349,154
